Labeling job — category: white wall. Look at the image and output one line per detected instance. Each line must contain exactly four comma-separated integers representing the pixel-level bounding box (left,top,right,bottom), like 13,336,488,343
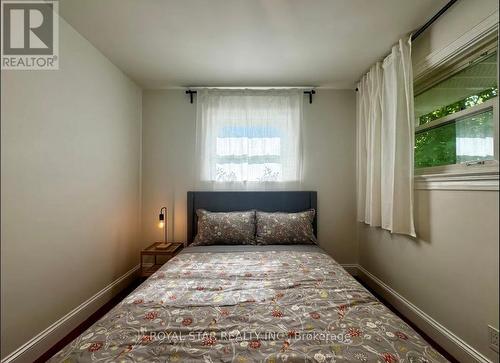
358,190,499,361
359,1,499,362
141,89,358,263
0,16,142,358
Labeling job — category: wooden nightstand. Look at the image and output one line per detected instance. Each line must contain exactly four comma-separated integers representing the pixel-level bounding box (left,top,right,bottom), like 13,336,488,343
140,242,185,277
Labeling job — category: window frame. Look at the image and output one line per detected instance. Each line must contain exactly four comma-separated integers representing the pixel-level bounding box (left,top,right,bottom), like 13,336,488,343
413,29,499,190
415,97,499,173
195,89,304,188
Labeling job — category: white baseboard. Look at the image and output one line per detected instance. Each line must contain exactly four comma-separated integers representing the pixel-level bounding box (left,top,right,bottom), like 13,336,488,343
1,265,139,363
355,264,493,363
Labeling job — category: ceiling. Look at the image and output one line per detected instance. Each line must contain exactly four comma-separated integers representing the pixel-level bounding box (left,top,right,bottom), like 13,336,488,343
59,0,447,90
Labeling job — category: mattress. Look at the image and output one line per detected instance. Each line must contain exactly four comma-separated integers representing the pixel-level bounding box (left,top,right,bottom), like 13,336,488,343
49,245,448,362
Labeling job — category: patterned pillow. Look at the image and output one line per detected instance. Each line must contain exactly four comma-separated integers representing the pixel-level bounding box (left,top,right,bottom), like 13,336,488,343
192,210,256,246
256,209,316,245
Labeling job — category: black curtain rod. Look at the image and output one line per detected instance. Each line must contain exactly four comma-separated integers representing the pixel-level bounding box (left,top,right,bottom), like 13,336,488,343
355,0,457,92
185,89,316,104
411,0,457,41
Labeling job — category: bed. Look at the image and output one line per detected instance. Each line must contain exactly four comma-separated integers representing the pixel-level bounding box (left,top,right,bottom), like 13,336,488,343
50,191,448,363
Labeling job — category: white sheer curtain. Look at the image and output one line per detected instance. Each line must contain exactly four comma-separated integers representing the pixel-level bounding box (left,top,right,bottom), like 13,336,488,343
357,38,416,237
195,89,303,190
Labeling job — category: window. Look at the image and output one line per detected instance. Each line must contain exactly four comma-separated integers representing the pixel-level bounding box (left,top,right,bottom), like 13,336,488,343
196,89,303,185
216,125,284,182
414,50,498,171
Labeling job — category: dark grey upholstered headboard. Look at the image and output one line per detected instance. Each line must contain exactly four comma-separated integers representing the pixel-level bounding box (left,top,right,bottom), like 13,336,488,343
187,191,317,243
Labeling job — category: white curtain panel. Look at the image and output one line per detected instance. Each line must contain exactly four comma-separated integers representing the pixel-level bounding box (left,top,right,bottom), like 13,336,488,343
356,38,416,237
195,89,303,190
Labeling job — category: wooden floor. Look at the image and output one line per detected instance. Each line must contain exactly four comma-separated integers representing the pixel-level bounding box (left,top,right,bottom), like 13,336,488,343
35,278,143,362
37,276,458,362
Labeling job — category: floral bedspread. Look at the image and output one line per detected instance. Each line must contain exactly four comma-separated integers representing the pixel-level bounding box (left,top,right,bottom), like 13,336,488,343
50,248,448,362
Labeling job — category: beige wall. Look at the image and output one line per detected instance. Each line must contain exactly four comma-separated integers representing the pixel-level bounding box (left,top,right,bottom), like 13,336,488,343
0,17,142,358
358,190,499,361
359,1,499,361
141,89,357,263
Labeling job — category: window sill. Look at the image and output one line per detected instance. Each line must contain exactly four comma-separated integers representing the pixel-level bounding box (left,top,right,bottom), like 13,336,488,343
415,165,499,191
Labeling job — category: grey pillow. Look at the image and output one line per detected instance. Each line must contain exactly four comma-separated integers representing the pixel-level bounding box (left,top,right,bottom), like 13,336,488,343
192,209,256,246
256,209,316,245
